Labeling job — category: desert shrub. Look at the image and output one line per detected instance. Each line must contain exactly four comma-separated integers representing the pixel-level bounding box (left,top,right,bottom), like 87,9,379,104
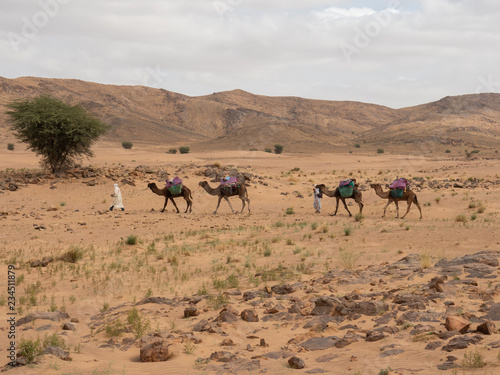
274,144,284,154
455,214,468,223
338,246,360,271
461,349,486,368
7,143,14,151
265,148,272,153
249,148,258,151
18,338,42,363
168,148,177,154
43,332,66,349
285,207,294,215
60,246,84,263
344,225,353,236
127,307,151,339
445,149,451,153
179,146,190,154
420,251,433,268
121,141,133,149
125,235,138,245
354,143,360,148
354,213,364,222
105,319,124,337
377,148,384,154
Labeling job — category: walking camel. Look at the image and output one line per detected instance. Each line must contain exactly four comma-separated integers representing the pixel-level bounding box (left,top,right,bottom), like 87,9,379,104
147,183,193,213
199,181,250,214
370,183,422,219
315,183,364,217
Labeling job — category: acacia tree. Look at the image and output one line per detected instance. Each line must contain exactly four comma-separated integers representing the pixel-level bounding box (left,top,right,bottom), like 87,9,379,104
6,95,110,173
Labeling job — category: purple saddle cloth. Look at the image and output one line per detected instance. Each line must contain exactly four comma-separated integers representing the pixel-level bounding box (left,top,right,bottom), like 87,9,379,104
389,178,409,190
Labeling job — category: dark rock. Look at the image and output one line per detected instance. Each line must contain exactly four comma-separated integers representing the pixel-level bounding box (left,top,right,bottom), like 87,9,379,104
271,282,303,295
17,311,70,326
62,322,76,331
315,353,339,362
480,302,500,321
305,369,329,374
425,341,443,350
303,315,335,329
241,309,259,322
193,319,212,332
288,356,305,369
380,348,404,357
396,311,443,324
43,346,72,361
310,297,342,316
221,338,234,346
335,334,359,348
438,331,459,340
300,337,338,351
184,305,199,318
366,331,386,342
210,351,236,362
442,335,483,352
477,320,496,335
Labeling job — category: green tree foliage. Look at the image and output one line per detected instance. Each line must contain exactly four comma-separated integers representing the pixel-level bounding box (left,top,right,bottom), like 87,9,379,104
274,144,284,154
179,146,190,154
6,95,110,173
121,141,133,149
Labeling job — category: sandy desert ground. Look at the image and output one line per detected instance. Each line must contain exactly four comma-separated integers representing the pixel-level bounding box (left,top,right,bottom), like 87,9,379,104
1,146,499,375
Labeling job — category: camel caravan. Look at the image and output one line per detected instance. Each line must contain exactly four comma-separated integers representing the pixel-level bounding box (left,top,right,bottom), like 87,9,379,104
146,175,421,219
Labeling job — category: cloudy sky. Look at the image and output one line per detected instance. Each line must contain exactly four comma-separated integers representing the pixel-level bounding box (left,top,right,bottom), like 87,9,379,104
1,0,499,108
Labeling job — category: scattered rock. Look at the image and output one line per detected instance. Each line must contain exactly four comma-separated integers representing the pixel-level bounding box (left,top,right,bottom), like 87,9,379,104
140,339,174,362
288,356,305,369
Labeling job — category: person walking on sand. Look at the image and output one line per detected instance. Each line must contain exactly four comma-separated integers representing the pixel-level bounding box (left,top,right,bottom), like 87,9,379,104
313,184,322,213
110,183,125,211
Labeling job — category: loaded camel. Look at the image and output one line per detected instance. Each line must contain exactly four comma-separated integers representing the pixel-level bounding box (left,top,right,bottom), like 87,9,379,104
370,183,422,219
315,182,364,217
147,183,193,213
199,180,250,214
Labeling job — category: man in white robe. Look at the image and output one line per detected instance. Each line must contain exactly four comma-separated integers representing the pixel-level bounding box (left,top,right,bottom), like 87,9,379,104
110,183,125,211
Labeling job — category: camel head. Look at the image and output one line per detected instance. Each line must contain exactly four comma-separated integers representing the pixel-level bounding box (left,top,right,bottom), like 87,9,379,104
315,184,326,190
199,181,207,187
370,183,381,189
147,182,156,190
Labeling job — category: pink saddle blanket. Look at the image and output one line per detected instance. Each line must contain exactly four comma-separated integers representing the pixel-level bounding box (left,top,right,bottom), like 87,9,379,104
389,178,409,190
166,176,182,188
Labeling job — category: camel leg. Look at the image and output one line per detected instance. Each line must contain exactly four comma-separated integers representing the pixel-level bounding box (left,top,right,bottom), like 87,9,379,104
170,197,180,213
239,197,245,213
224,196,235,214
245,197,251,213
341,198,352,217
332,198,340,216
213,196,223,214
161,198,168,212
358,200,364,214
184,196,192,213
394,201,400,218
382,201,392,217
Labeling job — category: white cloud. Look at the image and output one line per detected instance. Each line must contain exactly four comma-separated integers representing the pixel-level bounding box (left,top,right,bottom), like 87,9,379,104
1,0,500,108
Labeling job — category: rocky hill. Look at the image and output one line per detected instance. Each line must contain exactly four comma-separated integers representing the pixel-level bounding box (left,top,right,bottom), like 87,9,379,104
1,76,499,152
